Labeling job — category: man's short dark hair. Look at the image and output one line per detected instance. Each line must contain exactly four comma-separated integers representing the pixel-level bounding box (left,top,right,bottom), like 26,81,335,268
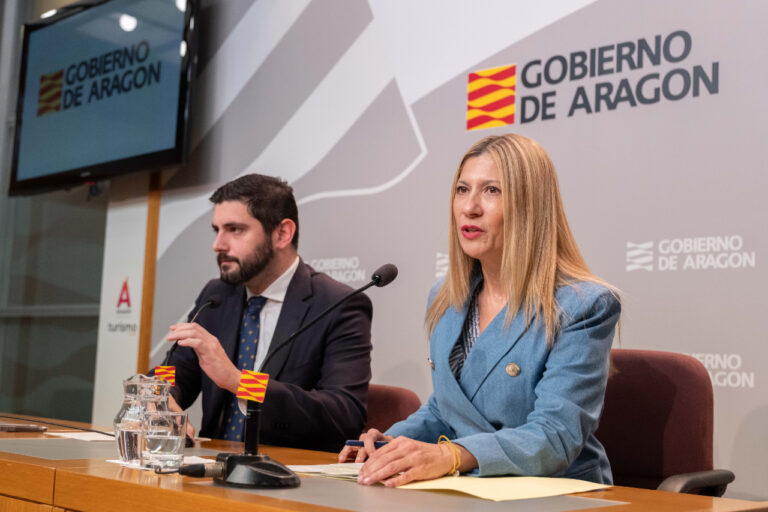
209,174,299,248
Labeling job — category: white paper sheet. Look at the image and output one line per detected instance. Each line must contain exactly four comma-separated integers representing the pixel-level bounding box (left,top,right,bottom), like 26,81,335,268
47,432,115,441
399,475,609,501
288,462,363,480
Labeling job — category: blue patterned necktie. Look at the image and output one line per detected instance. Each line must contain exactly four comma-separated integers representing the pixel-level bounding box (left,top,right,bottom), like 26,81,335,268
222,295,267,441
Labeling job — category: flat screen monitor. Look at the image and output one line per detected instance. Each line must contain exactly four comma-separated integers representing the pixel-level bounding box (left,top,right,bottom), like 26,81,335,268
9,0,197,195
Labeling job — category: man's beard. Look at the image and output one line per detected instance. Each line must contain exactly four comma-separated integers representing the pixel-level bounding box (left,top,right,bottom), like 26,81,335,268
217,238,274,285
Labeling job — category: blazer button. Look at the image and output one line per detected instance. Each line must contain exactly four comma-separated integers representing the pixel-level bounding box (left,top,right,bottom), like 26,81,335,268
505,363,521,377
427,357,435,370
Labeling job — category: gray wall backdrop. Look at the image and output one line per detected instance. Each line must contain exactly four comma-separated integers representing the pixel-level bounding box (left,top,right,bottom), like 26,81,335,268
129,0,766,499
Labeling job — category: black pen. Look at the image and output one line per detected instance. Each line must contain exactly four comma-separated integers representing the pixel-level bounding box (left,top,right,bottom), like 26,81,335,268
345,440,388,448
0,423,47,432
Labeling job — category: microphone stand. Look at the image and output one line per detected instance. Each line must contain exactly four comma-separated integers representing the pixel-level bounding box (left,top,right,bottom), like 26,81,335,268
211,399,299,488
211,265,397,489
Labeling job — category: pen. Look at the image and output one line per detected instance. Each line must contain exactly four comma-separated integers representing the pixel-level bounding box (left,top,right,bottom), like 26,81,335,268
345,440,388,448
0,424,48,432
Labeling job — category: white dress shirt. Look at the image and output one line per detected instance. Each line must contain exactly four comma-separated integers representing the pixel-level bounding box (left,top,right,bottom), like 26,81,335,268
237,256,299,414
245,256,299,372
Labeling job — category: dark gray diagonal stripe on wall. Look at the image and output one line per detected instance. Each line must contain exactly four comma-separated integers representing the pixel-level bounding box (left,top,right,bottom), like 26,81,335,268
165,0,373,191
196,0,257,75
291,80,421,200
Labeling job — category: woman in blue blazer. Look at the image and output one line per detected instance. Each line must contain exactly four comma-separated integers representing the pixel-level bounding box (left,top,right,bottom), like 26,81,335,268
340,133,621,487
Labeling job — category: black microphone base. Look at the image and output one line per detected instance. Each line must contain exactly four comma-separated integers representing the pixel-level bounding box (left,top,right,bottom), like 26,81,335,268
212,452,300,488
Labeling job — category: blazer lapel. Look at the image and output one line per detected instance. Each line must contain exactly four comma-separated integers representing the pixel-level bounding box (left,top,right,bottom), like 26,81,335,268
260,261,311,377
220,286,247,362
206,285,245,427
459,306,529,401
433,303,465,374
432,304,496,433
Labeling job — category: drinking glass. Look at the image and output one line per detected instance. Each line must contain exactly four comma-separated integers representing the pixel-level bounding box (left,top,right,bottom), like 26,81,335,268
140,411,187,471
114,374,172,465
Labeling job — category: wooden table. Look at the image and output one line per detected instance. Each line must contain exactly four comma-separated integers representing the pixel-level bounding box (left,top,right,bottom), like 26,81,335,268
1,415,766,512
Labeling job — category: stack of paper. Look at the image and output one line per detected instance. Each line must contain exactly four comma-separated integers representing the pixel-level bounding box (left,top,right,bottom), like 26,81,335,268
399,476,609,501
286,462,610,501
287,462,363,481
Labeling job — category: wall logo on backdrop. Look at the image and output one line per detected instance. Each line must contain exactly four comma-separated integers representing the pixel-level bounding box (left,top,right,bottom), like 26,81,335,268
109,278,137,334
37,70,64,116
435,252,449,279
625,235,756,272
687,353,755,388
116,278,132,312
466,64,516,130
309,257,366,285
625,241,654,271
468,29,719,129
37,41,163,116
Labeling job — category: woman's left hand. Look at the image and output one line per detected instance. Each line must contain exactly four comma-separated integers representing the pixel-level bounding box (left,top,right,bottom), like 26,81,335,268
357,436,455,487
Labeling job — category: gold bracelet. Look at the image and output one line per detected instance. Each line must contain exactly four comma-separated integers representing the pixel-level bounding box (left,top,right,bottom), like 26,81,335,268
437,435,461,476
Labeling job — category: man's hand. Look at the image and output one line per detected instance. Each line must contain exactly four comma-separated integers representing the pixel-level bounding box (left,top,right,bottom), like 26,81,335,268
168,394,196,439
167,322,241,393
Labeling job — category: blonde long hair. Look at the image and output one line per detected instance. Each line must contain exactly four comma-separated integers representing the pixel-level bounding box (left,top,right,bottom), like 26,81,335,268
426,133,614,344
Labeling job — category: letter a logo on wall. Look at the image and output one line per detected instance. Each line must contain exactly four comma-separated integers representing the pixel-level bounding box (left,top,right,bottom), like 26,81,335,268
37,69,64,116
466,64,516,131
117,278,132,310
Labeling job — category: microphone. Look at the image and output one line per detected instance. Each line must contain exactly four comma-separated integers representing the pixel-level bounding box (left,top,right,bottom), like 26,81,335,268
161,294,222,366
190,294,222,323
208,263,398,489
371,263,398,287
258,263,398,373
161,294,222,448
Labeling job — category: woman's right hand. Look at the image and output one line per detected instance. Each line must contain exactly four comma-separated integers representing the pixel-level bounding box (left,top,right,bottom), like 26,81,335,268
337,428,393,463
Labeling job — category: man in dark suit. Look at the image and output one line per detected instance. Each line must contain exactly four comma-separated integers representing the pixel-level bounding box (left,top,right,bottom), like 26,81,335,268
165,174,372,452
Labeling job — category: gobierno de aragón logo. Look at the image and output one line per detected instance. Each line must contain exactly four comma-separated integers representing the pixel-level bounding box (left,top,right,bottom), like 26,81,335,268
626,235,756,272
516,29,719,123
36,40,162,116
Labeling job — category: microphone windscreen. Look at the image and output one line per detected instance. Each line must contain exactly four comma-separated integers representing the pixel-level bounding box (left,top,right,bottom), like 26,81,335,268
371,264,398,287
208,294,222,308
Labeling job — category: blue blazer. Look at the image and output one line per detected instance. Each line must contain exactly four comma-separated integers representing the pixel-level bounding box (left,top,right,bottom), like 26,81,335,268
387,280,620,483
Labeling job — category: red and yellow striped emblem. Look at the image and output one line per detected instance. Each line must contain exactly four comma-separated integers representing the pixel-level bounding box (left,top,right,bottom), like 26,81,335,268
466,64,516,131
236,370,269,403
154,366,176,386
37,69,64,117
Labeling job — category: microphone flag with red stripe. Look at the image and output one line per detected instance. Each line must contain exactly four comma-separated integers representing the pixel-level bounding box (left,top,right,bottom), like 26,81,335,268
154,365,176,386
236,370,269,403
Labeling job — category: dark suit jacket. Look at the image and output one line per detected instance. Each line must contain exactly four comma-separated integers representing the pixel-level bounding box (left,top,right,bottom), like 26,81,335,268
168,260,373,452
